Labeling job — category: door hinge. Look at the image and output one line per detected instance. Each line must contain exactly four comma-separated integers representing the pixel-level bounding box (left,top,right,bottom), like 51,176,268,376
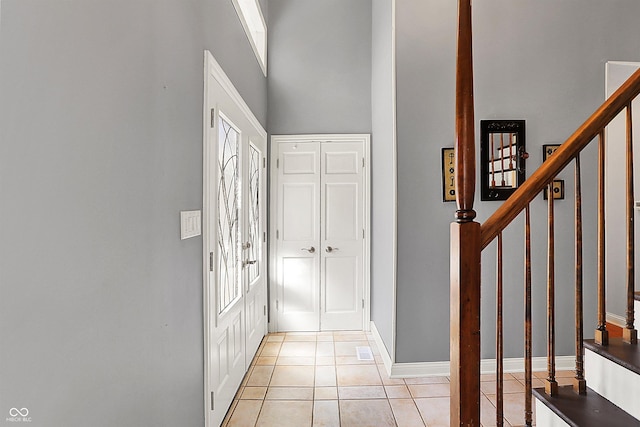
264,305,267,316
362,299,365,308
209,252,214,272
263,157,266,168
211,391,214,411
362,157,365,168
363,228,365,239
210,108,215,128
263,231,266,243
277,158,279,168
276,300,279,311
276,230,279,239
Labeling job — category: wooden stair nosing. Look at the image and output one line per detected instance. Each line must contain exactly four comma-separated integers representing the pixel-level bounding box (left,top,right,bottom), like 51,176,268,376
635,290,640,301
584,337,640,375
533,386,640,427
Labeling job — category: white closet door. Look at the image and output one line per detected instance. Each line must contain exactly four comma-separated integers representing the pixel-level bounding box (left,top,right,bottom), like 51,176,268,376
275,142,321,331
272,137,367,332
320,142,364,331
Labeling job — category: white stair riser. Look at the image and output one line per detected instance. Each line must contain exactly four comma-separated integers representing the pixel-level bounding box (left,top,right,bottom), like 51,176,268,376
584,349,640,420
535,400,571,427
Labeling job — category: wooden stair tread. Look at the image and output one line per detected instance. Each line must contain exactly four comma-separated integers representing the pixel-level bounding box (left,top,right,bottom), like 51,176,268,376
635,291,640,301
533,386,640,427
584,337,640,375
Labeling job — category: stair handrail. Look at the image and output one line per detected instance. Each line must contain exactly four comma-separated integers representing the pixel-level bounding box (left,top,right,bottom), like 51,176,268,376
481,67,640,249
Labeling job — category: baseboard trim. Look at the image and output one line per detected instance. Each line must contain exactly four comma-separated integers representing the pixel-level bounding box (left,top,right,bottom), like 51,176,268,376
369,322,576,378
370,321,393,375
391,356,576,378
391,361,450,378
606,312,626,328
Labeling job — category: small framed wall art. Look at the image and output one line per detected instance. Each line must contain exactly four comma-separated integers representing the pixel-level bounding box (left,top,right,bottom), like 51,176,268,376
442,147,456,202
543,180,565,200
543,144,561,161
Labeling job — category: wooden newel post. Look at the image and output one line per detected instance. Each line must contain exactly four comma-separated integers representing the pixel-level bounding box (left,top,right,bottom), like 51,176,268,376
450,222,481,426
454,0,476,223
451,0,481,425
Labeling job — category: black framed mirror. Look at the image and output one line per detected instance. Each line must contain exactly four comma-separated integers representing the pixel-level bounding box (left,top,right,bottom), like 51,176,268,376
480,120,527,201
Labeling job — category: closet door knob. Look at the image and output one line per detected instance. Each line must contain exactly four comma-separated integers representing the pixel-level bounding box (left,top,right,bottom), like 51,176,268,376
325,246,339,253
301,247,316,254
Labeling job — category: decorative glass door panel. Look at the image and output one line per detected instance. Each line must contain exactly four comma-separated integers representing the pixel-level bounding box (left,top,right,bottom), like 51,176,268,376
246,143,261,287
218,115,240,314
243,141,266,362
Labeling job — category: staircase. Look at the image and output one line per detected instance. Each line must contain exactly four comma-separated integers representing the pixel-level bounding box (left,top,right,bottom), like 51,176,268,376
531,292,640,425
534,291,640,425
449,1,640,426
534,338,640,426
534,294,640,427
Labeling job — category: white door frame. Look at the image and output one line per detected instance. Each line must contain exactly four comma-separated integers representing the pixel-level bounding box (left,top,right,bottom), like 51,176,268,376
269,134,371,332
202,50,267,427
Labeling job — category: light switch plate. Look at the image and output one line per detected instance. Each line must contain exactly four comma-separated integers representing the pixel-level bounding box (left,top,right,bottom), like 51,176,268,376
180,210,201,240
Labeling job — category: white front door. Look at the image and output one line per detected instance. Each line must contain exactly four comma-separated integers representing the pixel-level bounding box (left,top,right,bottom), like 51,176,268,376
203,51,267,427
272,135,369,332
242,141,267,359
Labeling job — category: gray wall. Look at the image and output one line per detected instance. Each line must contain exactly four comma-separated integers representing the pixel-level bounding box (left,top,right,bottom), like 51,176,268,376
267,0,372,134
0,1,266,426
370,0,396,357
605,62,640,320
395,0,640,363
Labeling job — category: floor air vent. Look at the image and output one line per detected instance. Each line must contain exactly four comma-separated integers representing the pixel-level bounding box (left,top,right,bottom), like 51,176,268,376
356,346,374,361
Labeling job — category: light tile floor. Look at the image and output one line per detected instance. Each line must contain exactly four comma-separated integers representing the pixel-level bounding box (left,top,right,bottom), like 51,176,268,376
222,331,575,426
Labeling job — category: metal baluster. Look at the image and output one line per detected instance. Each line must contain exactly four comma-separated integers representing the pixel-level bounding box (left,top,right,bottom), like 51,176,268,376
595,131,609,346
546,182,558,396
625,103,638,344
524,205,533,425
574,155,586,394
497,232,504,426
